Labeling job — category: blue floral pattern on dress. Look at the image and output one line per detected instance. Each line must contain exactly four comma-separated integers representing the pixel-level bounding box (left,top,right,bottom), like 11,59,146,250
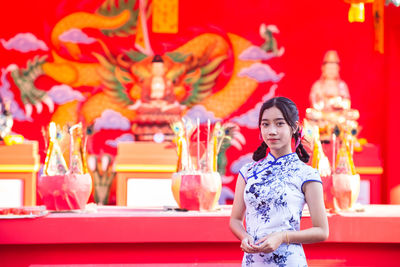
239,152,321,267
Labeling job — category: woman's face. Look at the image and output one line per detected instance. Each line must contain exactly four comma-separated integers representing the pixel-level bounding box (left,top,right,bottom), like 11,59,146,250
260,106,296,157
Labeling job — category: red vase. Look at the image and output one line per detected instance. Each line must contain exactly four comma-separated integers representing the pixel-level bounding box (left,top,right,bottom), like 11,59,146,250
332,173,360,211
171,172,222,211
38,173,92,211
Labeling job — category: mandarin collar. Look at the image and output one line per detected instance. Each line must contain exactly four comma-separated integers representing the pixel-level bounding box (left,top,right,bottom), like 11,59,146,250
266,152,297,165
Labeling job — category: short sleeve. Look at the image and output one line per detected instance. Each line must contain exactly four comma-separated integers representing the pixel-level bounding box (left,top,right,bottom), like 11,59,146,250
301,166,322,193
239,162,253,183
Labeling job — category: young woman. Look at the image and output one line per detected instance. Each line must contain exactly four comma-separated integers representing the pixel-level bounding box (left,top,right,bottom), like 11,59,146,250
230,97,329,266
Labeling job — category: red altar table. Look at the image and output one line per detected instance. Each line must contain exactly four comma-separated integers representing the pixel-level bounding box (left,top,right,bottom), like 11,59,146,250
0,205,399,266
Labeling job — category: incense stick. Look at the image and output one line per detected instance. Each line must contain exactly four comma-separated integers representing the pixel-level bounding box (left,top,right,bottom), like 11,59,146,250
197,118,200,171
206,119,210,172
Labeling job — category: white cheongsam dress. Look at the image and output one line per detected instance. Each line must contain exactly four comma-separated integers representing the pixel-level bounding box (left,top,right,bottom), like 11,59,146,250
239,152,322,267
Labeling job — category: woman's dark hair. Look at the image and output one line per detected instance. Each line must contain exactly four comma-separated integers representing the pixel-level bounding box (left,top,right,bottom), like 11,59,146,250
252,96,310,163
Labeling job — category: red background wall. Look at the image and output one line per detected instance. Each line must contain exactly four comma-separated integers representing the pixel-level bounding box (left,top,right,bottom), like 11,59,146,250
0,0,399,203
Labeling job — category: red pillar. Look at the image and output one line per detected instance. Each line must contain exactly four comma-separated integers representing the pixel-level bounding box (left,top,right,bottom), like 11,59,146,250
384,5,400,203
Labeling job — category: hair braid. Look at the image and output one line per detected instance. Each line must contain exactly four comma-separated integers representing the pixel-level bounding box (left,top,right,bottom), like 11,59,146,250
293,132,310,163
252,142,268,161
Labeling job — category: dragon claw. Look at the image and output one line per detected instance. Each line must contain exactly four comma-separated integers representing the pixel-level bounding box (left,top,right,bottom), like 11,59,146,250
35,102,43,114
43,96,54,113
24,104,33,118
23,94,54,116
9,56,55,116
